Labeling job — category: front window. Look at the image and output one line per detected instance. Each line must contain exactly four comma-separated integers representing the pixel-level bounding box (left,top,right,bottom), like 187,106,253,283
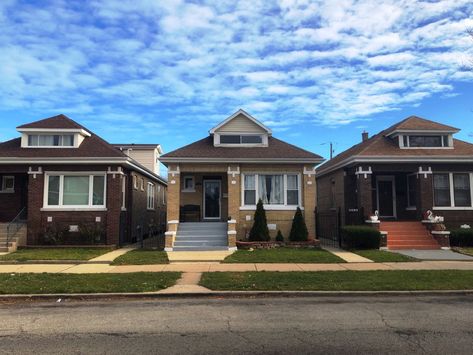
1,176,15,192
147,183,155,210
45,174,106,208
433,173,473,208
242,174,300,207
183,176,195,191
220,135,263,144
403,135,449,148
28,134,74,147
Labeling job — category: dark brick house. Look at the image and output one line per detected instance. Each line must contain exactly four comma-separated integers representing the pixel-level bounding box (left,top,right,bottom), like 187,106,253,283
0,115,167,250
316,116,473,249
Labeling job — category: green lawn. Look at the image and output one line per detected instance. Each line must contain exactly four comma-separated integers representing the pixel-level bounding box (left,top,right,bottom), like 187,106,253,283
0,247,113,261
222,248,345,264
453,248,473,257
0,272,180,294
200,270,473,291
352,249,419,262
111,249,169,265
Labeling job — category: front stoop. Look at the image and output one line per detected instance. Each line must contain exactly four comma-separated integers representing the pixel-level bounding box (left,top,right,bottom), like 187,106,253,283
172,222,229,252
0,224,27,253
382,221,441,250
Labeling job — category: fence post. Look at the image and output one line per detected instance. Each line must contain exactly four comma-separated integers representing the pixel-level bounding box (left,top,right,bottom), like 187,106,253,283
338,207,342,248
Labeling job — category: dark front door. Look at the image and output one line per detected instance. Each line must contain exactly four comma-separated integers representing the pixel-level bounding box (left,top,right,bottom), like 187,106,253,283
377,177,396,218
203,180,221,220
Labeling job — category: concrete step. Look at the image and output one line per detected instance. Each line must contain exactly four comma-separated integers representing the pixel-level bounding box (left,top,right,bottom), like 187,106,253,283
389,246,441,250
172,246,230,251
388,240,439,246
176,231,227,236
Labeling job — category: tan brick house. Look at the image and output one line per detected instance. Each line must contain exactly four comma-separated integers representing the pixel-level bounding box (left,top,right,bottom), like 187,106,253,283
316,116,473,249
160,110,324,251
0,115,167,251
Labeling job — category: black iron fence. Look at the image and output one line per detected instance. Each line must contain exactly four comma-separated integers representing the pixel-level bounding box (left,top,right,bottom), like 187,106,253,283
315,208,341,248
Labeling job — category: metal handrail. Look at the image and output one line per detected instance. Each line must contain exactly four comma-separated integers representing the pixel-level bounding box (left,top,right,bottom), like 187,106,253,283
6,207,26,248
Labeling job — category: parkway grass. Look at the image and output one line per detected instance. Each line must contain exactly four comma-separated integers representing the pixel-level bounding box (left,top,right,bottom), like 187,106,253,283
200,270,473,291
222,248,345,263
0,272,181,294
352,249,419,262
111,249,169,265
0,247,113,261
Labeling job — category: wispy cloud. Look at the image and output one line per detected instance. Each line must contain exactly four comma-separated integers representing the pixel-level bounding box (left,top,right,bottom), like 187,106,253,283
0,0,472,136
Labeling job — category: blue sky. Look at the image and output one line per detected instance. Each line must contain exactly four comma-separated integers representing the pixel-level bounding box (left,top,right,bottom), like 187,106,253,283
0,0,472,162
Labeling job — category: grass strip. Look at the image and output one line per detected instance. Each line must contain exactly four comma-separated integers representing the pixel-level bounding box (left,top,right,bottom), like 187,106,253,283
111,249,169,265
200,270,473,291
0,272,180,294
0,248,113,261
452,248,473,257
222,248,345,264
351,249,419,262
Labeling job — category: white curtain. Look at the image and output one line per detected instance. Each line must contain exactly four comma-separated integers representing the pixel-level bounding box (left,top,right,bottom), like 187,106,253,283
259,175,283,204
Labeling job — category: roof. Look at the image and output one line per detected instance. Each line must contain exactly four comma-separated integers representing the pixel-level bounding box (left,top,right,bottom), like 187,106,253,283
385,115,459,135
0,114,167,184
209,109,272,135
17,114,86,130
161,136,323,164
317,116,473,176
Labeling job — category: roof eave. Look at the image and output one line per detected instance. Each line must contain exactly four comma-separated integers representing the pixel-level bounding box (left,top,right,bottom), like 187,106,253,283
160,157,324,165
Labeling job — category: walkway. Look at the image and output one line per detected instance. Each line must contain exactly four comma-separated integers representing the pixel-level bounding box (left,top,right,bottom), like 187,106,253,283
393,249,473,261
322,246,373,263
2,261,473,274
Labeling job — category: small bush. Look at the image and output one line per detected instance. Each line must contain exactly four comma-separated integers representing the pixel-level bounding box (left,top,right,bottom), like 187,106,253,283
450,229,473,247
341,226,381,249
249,199,270,241
289,207,309,241
275,230,284,242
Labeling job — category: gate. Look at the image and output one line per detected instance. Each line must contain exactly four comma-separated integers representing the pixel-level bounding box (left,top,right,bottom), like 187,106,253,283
316,208,341,248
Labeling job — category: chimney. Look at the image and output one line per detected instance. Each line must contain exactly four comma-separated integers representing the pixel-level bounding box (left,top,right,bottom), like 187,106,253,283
362,131,369,142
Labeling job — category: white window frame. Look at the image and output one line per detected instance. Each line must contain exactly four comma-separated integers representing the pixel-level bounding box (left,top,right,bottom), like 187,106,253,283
182,176,195,192
133,175,138,190
399,134,453,149
240,173,302,210
433,172,473,210
27,134,75,148
42,172,107,211
1,176,15,193
121,176,127,210
147,182,155,210
140,178,145,191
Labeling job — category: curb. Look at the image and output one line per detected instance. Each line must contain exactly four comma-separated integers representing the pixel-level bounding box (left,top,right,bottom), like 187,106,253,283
1,290,473,302
0,260,111,265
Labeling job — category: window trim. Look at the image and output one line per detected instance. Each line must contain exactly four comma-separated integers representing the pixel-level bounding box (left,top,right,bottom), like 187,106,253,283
182,176,195,192
240,173,302,210
140,178,145,191
406,174,417,209
399,134,453,149
0,176,15,193
42,172,107,210
147,182,155,210
27,134,76,148
133,175,138,190
433,172,473,210
121,176,127,211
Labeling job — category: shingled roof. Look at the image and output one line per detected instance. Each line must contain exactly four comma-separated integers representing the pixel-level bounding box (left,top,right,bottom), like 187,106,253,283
161,136,323,164
17,114,86,130
317,116,473,176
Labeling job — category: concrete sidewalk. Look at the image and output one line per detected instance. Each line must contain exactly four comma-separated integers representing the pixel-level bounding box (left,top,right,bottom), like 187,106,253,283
2,261,473,274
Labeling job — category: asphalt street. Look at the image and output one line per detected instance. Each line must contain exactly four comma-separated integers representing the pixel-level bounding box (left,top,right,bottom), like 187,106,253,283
0,295,472,354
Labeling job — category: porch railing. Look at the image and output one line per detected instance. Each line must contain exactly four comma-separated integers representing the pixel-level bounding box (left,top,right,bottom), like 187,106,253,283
6,207,27,248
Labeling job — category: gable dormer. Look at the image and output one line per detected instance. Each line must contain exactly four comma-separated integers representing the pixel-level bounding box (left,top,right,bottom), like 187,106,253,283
210,109,272,147
16,114,91,148
384,116,460,149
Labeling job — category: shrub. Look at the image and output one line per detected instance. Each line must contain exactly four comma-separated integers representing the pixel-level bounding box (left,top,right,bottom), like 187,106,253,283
450,229,473,247
78,223,106,244
275,230,284,242
41,224,68,245
289,207,309,241
341,226,381,249
249,199,270,241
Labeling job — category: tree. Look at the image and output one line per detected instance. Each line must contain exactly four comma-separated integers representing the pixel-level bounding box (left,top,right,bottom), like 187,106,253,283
289,207,309,242
249,199,270,241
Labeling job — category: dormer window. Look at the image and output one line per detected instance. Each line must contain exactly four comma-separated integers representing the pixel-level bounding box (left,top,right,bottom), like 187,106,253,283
28,134,74,147
220,134,263,144
400,134,451,148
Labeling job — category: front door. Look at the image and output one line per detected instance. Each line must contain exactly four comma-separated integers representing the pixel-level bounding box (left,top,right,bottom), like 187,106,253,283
203,180,221,220
376,176,396,218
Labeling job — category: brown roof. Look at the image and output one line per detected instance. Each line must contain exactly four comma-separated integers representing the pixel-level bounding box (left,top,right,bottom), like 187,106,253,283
0,115,125,159
17,114,86,130
161,136,323,163
318,116,473,174
385,115,459,134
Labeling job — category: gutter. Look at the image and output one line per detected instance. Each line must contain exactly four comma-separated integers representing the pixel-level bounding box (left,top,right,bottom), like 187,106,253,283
161,157,325,164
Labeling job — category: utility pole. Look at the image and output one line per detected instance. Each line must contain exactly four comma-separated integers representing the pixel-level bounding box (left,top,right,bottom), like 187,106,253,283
320,142,335,160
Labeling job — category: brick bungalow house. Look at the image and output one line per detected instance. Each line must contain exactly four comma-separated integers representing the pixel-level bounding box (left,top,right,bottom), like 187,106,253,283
0,115,167,251
316,116,473,249
160,109,324,251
